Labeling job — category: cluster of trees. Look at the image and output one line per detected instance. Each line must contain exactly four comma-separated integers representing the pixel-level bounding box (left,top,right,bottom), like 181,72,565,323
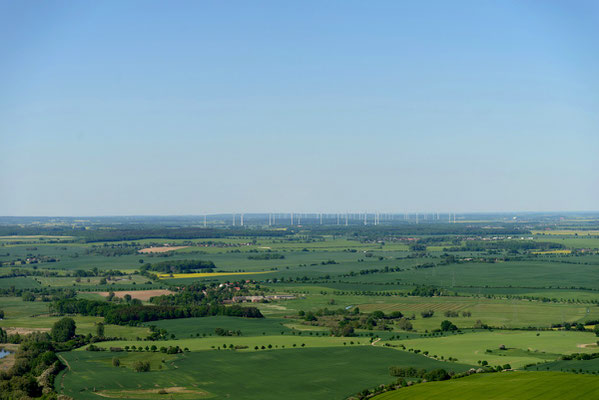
85,245,138,257
549,322,595,333
410,286,447,297
0,286,77,302
150,282,250,307
341,266,404,277
247,253,285,260
446,240,565,253
325,309,410,336
93,344,185,354
104,303,264,324
440,320,458,332
413,262,437,269
215,328,241,336
52,298,263,325
561,352,599,361
132,361,150,372
389,367,451,381
311,224,529,240
0,317,86,399
50,317,76,342
444,310,471,318
74,227,287,242
141,259,215,274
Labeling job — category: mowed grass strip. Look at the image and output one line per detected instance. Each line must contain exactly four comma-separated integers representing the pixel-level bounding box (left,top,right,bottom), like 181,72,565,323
372,371,599,399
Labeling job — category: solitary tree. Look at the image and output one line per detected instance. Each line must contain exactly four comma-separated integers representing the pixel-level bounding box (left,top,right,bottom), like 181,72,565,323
52,317,76,342
96,322,105,337
440,320,458,332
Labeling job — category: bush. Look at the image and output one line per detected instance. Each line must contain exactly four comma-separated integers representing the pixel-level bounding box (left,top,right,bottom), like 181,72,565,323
440,320,458,332
132,360,150,372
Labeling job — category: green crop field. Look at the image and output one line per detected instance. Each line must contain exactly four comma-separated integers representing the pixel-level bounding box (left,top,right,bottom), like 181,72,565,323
0,276,41,289
58,346,473,400
371,372,599,399
525,358,599,374
0,296,50,318
146,316,294,337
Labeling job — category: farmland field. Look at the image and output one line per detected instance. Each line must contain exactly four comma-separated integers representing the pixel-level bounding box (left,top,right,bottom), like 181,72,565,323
58,346,473,400
384,330,597,368
371,372,599,399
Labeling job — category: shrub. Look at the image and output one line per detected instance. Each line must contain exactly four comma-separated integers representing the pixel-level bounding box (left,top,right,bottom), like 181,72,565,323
132,360,150,372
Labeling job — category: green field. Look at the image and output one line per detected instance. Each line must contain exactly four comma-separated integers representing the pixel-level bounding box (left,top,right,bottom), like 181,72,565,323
0,314,149,340
357,296,599,330
146,316,294,338
58,346,473,400
384,330,597,368
525,358,599,374
86,334,361,352
372,372,599,399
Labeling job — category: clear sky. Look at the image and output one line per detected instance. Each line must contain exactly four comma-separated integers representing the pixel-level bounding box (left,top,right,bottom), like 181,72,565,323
1,1,597,215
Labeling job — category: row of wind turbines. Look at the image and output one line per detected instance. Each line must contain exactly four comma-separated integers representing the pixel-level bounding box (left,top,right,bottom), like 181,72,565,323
200,212,459,227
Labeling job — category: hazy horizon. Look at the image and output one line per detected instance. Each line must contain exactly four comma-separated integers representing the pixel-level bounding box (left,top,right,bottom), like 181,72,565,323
1,1,598,215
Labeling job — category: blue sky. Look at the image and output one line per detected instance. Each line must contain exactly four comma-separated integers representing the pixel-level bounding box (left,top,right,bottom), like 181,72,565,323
1,0,597,215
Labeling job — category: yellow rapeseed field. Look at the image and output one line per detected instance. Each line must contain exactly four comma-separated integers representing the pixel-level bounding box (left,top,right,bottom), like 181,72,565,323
157,271,273,279
532,249,572,255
